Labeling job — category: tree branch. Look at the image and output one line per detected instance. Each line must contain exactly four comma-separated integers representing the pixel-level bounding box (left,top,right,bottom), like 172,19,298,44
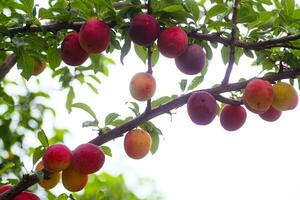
222,0,240,85
215,95,242,105
2,69,299,199
0,54,17,81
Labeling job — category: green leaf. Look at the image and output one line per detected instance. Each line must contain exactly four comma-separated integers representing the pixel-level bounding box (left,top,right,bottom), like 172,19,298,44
139,121,161,155
33,146,45,165
66,87,75,113
35,170,44,181
120,34,131,65
221,46,230,65
179,79,188,92
185,0,200,21
282,0,295,16
134,44,147,64
82,120,99,128
37,130,49,147
151,44,159,67
17,50,35,80
127,102,140,116
150,130,159,155
205,4,228,22
105,113,120,125
56,193,68,200
244,49,254,58
47,47,61,70
151,95,178,109
234,48,243,65
188,76,204,90
86,82,99,94
100,146,112,157
72,102,98,121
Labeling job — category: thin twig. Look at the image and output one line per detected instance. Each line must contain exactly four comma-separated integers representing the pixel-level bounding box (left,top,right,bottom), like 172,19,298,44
215,95,242,105
222,0,240,85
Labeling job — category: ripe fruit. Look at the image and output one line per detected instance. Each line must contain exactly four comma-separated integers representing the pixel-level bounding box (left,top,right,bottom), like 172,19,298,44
35,161,60,190
62,167,88,192
33,60,47,76
0,185,12,194
129,72,156,101
129,14,160,46
79,18,111,53
244,100,264,114
72,143,105,174
157,27,188,58
124,129,152,159
61,32,89,66
272,82,298,111
220,105,247,131
42,144,72,172
15,192,40,200
187,91,217,125
259,106,281,122
243,79,274,113
175,44,206,75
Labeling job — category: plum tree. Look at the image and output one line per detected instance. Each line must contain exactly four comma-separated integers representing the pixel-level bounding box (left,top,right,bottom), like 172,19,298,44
187,91,217,125
61,32,89,66
79,19,111,53
129,72,156,101
157,27,188,58
71,143,105,174
175,44,206,75
42,144,72,172
124,129,152,159
220,105,247,131
129,14,160,46
2,0,300,199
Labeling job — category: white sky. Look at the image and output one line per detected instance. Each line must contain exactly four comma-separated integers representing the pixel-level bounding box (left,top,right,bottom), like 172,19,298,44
6,0,300,199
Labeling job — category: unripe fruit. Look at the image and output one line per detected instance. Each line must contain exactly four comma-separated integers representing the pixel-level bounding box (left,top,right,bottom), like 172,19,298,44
61,32,89,66
124,129,152,159
187,91,217,125
35,161,60,190
15,192,40,200
243,79,274,113
62,167,88,192
157,27,188,58
33,60,47,76
42,144,72,172
220,105,247,131
259,106,281,122
79,18,111,53
175,44,206,75
272,82,298,111
129,72,156,101
129,14,160,46
72,143,105,174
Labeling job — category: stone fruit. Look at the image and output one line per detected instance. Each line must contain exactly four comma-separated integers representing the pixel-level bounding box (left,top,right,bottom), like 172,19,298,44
187,91,217,125
61,32,89,66
129,14,160,46
157,27,188,58
124,129,152,159
175,44,206,75
33,60,47,76
62,167,88,192
220,105,247,131
72,143,105,174
79,18,111,53
259,106,281,122
35,161,60,190
272,82,298,111
129,72,156,101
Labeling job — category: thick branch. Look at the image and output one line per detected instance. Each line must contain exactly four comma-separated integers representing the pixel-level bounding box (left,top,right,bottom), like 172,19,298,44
0,54,17,81
1,69,300,199
222,0,240,85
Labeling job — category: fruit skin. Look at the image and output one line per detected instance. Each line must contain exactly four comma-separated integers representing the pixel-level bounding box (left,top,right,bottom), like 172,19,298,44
187,91,217,125
35,161,60,190
220,105,247,131
61,32,89,66
14,192,40,200
129,14,160,46
259,106,282,122
157,27,188,58
42,144,72,172
33,60,47,76
272,82,298,111
62,167,88,192
124,129,152,159
244,100,264,114
72,143,105,174
129,72,156,101
175,44,206,75
79,18,111,53
0,185,40,199
243,79,274,113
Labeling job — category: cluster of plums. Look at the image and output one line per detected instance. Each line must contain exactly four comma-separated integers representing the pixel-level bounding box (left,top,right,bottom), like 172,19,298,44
187,79,298,131
38,143,104,192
